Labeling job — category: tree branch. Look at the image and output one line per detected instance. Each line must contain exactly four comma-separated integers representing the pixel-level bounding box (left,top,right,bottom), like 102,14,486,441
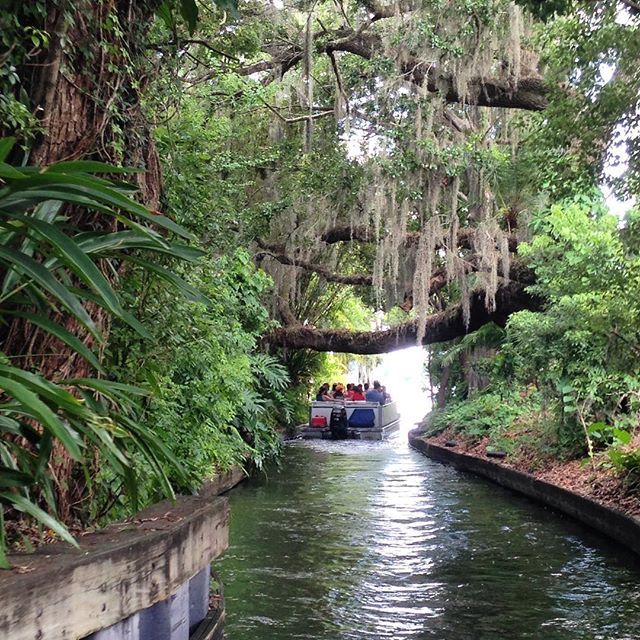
256,248,472,294
236,27,548,111
318,225,518,252
264,281,541,354
256,250,374,285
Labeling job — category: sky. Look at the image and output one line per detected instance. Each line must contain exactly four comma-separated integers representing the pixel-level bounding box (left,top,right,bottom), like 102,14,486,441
372,346,432,427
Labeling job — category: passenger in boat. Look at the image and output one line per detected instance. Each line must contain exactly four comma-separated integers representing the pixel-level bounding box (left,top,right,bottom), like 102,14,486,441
382,385,391,402
365,380,386,404
351,384,365,401
334,383,346,399
316,383,332,401
345,383,355,400
364,382,370,392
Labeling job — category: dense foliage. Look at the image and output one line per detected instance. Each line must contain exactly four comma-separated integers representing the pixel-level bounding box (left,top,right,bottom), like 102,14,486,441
422,1,640,491
0,0,639,562
0,142,199,565
428,197,640,484
109,250,287,495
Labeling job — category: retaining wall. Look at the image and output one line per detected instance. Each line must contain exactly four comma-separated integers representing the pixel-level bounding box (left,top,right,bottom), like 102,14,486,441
409,431,640,557
0,466,245,640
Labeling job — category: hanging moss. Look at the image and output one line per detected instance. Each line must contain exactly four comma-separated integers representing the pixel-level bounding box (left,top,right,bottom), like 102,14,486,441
257,0,537,345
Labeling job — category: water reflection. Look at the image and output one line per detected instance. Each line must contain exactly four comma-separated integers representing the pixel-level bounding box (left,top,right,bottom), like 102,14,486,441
218,432,640,640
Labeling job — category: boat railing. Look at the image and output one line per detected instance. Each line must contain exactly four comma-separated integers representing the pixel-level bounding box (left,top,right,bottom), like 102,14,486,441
309,399,399,429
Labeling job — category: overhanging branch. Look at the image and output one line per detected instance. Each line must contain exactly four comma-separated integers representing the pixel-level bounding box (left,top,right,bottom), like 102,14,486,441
257,249,465,292
318,226,518,252
264,281,541,354
237,26,548,111
256,251,373,285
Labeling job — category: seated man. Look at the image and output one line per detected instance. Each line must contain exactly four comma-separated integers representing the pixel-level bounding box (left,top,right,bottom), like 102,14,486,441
365,380,386,404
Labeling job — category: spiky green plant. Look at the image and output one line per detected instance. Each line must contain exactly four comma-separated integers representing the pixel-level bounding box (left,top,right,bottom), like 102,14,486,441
0,138,201,567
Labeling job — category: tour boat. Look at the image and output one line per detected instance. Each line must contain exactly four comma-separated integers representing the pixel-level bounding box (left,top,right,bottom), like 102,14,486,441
301,400,400,440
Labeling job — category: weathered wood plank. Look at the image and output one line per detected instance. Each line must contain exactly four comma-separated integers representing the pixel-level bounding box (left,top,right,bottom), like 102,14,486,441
0,495,229,640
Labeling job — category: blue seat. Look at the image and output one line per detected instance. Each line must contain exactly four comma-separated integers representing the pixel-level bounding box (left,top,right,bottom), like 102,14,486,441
348,408,376,429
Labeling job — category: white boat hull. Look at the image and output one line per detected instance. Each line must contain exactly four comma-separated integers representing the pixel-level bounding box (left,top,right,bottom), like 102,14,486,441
301,400,400,440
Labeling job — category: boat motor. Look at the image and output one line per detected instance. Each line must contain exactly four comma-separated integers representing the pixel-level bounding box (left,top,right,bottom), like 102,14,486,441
329,406,349,439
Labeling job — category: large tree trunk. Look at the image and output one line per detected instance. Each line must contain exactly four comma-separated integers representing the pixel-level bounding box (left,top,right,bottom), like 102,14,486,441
436,365,450,409
2,0,162,521
265,282,542,354
5,0,161,376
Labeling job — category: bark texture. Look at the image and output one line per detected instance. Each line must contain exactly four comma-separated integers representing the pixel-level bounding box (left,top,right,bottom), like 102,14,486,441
3,0,162,521
5,0,161,380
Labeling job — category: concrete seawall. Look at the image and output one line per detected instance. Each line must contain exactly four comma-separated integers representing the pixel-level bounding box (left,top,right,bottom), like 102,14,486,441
409,432,640,558
0,466,245,640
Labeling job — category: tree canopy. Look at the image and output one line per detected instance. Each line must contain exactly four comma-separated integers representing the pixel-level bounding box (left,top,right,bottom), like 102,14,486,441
150,0,638,353
0,0,639,559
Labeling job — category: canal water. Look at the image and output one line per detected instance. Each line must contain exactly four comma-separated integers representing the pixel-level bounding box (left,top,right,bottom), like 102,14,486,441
217,428,640,640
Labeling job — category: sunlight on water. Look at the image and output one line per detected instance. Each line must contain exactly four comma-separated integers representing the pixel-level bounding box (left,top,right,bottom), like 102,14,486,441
218,430,640,640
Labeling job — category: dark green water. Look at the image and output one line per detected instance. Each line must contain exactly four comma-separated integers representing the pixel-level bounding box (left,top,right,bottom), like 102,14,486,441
217,433,640,640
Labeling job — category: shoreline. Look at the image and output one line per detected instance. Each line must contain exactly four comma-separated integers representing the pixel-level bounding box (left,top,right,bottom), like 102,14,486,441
408,429,640,558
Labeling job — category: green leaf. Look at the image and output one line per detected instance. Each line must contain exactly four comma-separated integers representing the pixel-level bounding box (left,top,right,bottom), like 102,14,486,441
0,467,32,489
0,375,83,460
156,1,175,30
67,378,150,398
69,286,151,339
613,428,632,446
0,211,124,318
126,256,209,304
0,365,87,417
0,492,78,548
0,138,16,163
180,0,199,33
75,231,204,262
608,449,624,466
3,173,194,240
4,311,103,372
0,245,100,340
588,421,608,434
0,163,24,180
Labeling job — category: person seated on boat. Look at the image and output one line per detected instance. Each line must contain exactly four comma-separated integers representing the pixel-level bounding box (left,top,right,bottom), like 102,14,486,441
345,383,355,400
316,383,332,401
364,382,370,392
365,380,385,404
382,385,391,402
351,384,365,401
333,383,346,399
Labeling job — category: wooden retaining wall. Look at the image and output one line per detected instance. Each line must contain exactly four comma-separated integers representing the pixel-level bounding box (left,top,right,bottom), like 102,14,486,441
0,466,245,640
409,432,640,558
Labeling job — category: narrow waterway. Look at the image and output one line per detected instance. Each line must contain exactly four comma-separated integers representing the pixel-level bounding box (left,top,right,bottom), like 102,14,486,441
218,428,640,640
